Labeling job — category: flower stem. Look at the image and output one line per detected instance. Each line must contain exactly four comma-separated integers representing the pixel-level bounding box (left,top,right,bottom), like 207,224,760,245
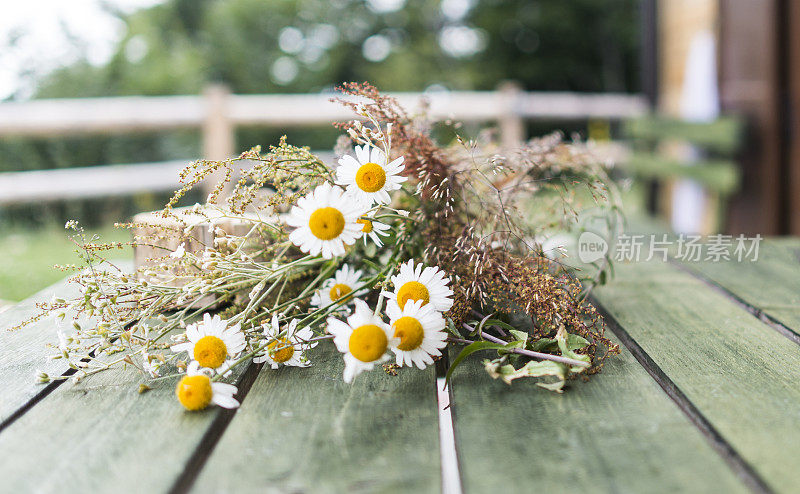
457,324,590,368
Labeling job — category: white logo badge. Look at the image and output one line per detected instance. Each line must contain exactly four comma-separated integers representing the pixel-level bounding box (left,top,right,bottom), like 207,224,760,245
577,231,608,264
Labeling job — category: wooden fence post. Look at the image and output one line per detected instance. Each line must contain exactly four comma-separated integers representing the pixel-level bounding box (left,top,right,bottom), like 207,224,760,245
497,81,525,150
202,84,235,199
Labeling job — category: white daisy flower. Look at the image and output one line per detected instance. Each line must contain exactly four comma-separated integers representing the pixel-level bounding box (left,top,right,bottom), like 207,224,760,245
175,361,239,411
170,314,246,374
356,217,391,247
335,144,407,206
254,314,317,369
286,183,364,259
311,264,366,309
385,260,454,313
327,299,399,383
386,299,447,369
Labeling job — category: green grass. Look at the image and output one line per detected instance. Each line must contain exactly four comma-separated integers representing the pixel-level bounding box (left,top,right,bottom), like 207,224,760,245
0,226,131,302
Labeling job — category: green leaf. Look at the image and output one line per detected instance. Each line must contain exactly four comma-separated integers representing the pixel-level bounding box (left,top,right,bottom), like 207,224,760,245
509,329,528,345
445,341,508,383
446,317,462,338
556,328,591,371
565,333,589,351
529,338,558,352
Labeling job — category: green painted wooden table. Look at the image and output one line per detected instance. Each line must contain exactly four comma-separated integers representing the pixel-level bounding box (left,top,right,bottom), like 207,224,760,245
1,240,799,494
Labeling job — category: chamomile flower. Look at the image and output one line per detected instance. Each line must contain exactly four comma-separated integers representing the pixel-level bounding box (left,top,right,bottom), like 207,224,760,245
175,361,239,411
386,299,447,369
286,183,364,259
336,144,407,206
356,217,391,247
254,314,317,369
327,299,398,383
311,264,366,310
170,314,246,374
385,260,454,313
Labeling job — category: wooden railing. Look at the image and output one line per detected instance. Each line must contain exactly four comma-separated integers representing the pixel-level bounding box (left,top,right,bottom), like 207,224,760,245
0,84,647,204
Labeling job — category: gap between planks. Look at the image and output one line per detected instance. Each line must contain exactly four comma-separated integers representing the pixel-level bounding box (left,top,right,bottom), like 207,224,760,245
8,341,463,494
169,357,461,493
591,297,773,494
435,354,464,494
168,362,263,494
0,366,79,434
668,259,800,346
0,318,137,435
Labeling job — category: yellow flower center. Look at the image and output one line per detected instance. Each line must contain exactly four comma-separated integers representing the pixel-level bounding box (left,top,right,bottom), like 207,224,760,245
329,283,352,302
267,337,295,363
396,281,430,310
193,335,228,369
393,316,425,351
176,374,213,411
309,207,345,240
355,162,387,193
357,218,373,233
348,324,388,362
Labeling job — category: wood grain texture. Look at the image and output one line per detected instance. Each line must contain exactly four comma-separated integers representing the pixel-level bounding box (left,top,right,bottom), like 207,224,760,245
0,354,246,493
0,262,135,424
192,344,441,494
0,276,81,423
676,238,800,331
594,260,800,493
447,333,747,494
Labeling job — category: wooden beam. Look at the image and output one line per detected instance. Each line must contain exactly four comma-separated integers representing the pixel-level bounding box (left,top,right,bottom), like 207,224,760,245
787,0,800,234
718,0,783,234
0,91,648,138
0,153,336,204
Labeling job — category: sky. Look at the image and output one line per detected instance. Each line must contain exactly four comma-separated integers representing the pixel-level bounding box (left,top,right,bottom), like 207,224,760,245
0,0,163,100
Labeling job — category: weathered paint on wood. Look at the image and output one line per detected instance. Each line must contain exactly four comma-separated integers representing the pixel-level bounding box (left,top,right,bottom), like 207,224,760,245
594,260,800,493
0,353,246,493
0,277,79,423
0,262,134,424
192,344,441,494
677,238,800,331
447,333,748,494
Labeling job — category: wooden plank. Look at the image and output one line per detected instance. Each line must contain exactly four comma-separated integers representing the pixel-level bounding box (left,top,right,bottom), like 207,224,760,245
0,161,188,204
0,153,334,204
447,334,748,493
0,275,84,423
593,260,800,493
0,91,647,137
676,238,800,331
0,95,206,136
192,344,441,493
0,356,248,493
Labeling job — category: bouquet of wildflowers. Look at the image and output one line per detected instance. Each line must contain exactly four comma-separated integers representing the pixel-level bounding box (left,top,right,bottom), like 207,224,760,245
24,83,619,411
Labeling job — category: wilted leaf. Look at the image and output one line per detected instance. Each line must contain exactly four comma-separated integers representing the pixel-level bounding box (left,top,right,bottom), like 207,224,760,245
483,358,568,391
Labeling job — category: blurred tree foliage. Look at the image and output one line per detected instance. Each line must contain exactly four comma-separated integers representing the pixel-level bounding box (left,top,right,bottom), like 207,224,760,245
0,0,639,226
